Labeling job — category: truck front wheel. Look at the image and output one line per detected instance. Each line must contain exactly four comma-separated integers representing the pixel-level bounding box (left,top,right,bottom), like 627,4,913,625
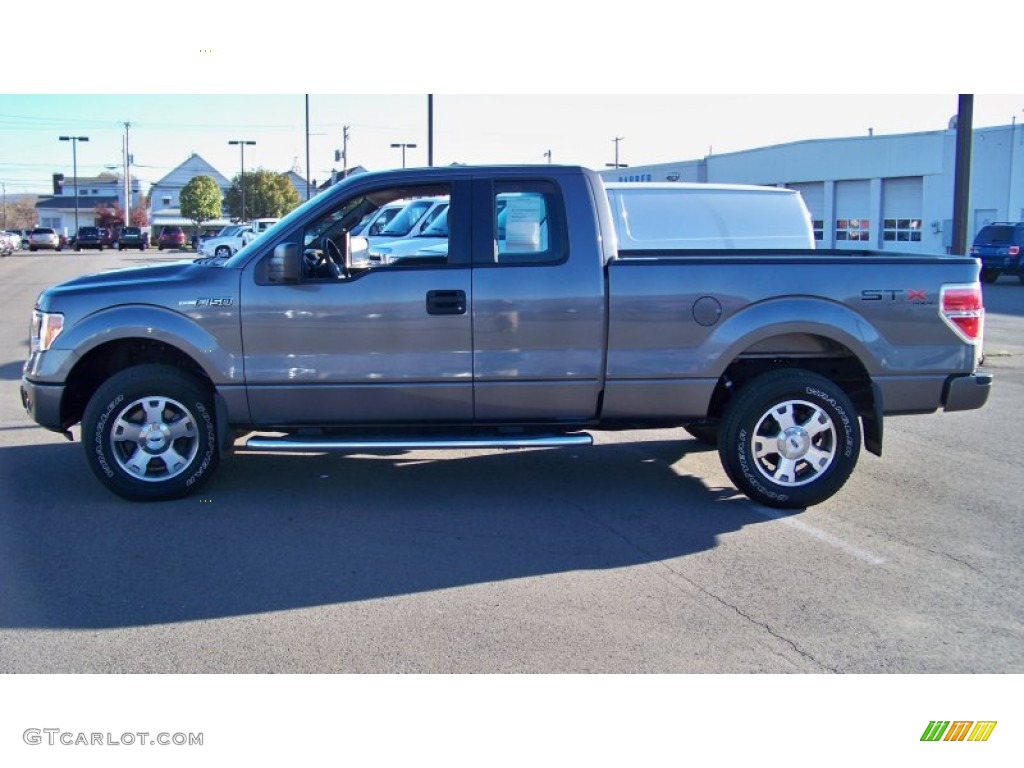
717,369,861,509
82,365,219,501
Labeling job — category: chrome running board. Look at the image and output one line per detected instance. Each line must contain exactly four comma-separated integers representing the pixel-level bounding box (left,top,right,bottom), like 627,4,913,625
244,433,593,452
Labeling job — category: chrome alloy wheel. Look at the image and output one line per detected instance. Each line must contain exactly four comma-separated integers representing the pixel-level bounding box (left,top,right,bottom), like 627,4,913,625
751,399,837,487
109,396,200,482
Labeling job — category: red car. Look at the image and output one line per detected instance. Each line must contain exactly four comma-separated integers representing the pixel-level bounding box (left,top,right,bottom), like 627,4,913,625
157,226,186,251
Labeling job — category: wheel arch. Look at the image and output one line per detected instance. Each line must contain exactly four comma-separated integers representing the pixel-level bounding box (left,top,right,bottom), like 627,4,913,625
61,337,214,430
703,329,883,457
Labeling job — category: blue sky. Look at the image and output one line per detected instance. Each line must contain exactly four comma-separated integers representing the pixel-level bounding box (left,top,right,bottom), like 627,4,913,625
3,94,1021,197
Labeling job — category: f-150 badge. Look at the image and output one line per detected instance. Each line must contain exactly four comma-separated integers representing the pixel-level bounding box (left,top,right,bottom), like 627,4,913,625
178,297,234,307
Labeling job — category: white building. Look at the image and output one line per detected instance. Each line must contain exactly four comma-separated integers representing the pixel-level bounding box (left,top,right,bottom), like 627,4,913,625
34,173,143,237
598,123,1024,253
149,153,233,232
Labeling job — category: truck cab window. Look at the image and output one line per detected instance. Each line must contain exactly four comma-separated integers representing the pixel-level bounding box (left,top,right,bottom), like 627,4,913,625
300,184,452,280
493,181,564,265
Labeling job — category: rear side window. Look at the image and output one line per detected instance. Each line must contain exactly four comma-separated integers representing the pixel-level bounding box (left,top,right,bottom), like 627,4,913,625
492,181,565,265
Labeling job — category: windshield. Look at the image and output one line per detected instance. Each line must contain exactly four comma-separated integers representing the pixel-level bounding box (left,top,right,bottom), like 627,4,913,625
380,200,434,237
420,206,449,237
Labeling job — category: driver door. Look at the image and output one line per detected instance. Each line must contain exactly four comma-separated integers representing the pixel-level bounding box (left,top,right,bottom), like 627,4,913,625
240,180,473,426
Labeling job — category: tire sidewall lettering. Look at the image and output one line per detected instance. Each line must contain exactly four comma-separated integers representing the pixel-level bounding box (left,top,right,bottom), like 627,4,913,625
185,402,216,488
93,393,124,479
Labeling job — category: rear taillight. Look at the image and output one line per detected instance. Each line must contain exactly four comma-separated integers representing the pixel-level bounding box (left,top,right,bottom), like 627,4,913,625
1009,245,1020,256
941,284,984,345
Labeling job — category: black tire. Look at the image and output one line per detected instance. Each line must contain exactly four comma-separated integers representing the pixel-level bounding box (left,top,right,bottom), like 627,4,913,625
82,365,219,501
718,369,861,509
682,421,719,446
980,269,999,284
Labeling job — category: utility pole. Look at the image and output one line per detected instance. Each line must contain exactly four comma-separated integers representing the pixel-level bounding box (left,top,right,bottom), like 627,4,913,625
341,125,350,176
544,149,552,164
305,95,311,200
951,95,974,256
228,140,256,221
59,135,89,235
123,122,131,227
428,94,434,167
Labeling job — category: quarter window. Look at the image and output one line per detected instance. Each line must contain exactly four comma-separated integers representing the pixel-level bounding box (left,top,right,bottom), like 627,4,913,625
492,181,565,265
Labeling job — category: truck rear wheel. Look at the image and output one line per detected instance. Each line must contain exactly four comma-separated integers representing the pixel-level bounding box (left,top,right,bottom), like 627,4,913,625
717,369,861,509
82,365,219,501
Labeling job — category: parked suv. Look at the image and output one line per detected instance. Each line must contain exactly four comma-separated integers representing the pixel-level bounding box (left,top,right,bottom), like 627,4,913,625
972,222,1024,284
28,227,64,252
117,227,149,251
157,226,186,251
74,226,111,251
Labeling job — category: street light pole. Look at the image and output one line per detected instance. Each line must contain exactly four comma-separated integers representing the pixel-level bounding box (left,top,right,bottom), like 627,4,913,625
59,135,89,236
229,139,256,221
390,142,417,168
606,136,627,170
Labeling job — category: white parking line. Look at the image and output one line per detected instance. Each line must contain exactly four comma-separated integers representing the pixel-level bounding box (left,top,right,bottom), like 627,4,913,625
746,503,886,565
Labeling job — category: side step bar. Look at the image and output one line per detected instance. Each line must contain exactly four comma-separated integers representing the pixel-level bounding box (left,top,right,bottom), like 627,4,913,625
244,433,594,452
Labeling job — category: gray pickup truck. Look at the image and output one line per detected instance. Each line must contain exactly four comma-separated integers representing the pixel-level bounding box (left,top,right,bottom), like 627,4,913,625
21,165,991,508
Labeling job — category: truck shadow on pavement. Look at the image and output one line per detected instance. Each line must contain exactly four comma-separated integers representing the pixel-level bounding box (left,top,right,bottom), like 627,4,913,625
0,438,788,630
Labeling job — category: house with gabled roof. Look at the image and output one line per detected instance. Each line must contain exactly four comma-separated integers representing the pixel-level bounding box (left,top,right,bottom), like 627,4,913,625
34,173,143,237
149,153,233,231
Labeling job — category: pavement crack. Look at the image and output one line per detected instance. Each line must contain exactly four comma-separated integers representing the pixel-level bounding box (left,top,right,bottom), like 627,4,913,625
575,506,839,672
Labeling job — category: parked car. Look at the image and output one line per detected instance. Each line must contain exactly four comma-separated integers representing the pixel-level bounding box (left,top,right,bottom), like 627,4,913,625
972,222,1024,284
367,205,450,265
20,165,991,506
117,226,149,251
12,229,33,249
350,201,408,237
74,226,111,251
0,231,18,256
28,227,63,252
157,226,187,251
367,197,449,246
197,224,253,258
240,218,281,247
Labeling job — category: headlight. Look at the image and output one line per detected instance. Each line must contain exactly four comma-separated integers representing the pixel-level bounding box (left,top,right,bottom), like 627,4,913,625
31,310,64,352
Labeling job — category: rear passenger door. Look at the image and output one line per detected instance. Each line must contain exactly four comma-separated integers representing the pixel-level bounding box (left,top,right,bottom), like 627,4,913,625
470,175,607,422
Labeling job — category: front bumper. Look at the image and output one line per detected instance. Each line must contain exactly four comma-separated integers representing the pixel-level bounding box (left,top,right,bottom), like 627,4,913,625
943,370,993,412
20,377,66,433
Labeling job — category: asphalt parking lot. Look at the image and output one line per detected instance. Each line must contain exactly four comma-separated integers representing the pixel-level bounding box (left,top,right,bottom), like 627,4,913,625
0,248,1022,674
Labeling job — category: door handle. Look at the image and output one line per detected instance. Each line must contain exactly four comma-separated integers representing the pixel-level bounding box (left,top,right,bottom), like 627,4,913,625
426,289,467,316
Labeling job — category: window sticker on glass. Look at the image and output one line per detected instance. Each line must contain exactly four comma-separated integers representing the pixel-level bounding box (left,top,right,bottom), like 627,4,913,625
503,195,544,253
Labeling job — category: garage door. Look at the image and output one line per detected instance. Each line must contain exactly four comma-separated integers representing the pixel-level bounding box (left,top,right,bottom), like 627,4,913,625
882,177,923,251
788,183,825,243
835,180,871,248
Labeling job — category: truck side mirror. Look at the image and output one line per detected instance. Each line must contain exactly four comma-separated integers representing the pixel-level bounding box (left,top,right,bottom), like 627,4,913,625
268,243,300,283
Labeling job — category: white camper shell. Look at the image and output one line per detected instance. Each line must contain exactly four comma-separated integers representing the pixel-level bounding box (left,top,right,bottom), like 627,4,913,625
604,182,816,251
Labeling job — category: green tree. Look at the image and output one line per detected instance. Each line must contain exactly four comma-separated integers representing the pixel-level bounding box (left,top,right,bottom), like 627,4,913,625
180,175,223,243
225,169,300,220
